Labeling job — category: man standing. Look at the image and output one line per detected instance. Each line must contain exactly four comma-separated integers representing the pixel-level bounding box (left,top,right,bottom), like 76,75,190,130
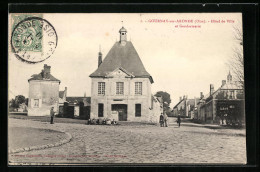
163,112,168,127
177,114,181,127
50,107,55,124
159,113,164,127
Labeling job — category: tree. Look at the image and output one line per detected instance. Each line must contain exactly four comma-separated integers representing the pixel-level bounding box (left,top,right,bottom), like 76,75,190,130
9,95,26,109
15,95,26,106
227,23,244,88
9,99,16,108
154,91,171,109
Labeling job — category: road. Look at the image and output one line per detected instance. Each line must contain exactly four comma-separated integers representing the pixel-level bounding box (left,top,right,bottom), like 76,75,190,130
8,117,246,165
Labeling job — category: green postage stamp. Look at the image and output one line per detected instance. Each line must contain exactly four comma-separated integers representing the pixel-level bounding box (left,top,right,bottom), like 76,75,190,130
10,14,58,63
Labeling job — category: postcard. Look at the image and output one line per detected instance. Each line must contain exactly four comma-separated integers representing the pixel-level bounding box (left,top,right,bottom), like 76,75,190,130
8,12,246,165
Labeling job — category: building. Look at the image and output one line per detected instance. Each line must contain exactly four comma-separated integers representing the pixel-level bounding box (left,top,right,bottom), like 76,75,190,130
172,96,200,118
89,27,162,123
28,64,60,116
58,87,67,114
197,72,244,124
63,96,91,118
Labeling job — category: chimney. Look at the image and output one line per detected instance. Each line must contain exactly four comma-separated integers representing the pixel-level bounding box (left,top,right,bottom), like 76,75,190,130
64,87,67,97
42,64,51,79
200,92,204,99
183,95,185,100
179,97,182,101
210,84,214,95
98,46,102,67
222,80,226,87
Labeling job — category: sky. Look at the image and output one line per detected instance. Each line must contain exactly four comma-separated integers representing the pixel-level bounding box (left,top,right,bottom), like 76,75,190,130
8,13,243,106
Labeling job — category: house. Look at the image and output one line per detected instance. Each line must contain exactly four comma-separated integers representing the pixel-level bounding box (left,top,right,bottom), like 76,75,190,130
18,103,27,112
89,26,161,123
197,72,244,124
62,96,91,119
172,96,200,118
28,64,60,116
58,87,67,114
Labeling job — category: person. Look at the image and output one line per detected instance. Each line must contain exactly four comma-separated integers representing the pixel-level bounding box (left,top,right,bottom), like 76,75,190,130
111,119,117,125
50,107,55,124
177,114,181,127
159,113,164,127
163,112,168,127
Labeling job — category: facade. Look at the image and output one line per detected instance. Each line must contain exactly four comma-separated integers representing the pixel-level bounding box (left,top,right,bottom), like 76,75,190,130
58,87,67,114
62,96,91,119
172,96,199,118
89,27,161,123
28,64,60,116
197,72,244,124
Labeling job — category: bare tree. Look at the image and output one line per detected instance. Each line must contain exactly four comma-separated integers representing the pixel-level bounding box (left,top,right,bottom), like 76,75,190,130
227,23,244,88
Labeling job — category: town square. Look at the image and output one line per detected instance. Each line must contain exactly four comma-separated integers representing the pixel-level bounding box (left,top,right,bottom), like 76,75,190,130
8,13,246,165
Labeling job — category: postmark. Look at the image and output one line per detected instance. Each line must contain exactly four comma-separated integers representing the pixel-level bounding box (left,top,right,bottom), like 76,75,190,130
11,16,58,64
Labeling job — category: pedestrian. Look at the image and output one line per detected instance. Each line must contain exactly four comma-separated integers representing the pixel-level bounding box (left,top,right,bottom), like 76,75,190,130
159,113,164,127
177,114,181,127
50,107,55,124
163,112,168,127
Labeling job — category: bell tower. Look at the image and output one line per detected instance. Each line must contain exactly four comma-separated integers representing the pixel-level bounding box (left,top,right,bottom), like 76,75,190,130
119,26,127,44
227,71,232,83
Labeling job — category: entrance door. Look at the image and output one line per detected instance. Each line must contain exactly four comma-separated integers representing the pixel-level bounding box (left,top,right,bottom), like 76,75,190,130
111,104,127,121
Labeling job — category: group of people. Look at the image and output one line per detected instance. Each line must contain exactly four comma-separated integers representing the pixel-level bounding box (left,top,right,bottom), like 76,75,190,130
87,118,118,125
159,112,181,127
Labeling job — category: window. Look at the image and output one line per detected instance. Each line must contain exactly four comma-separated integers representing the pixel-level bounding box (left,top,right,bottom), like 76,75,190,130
116,82,124,95
98,104,104,117
98,82,105,95
135,104,141,117
34,99,39,108
135,82,142,95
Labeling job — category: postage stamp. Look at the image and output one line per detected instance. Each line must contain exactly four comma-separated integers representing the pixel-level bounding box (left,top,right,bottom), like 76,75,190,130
10,14,58,64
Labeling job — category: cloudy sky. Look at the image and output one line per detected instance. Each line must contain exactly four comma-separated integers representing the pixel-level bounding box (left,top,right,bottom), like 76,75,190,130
9,13,243,106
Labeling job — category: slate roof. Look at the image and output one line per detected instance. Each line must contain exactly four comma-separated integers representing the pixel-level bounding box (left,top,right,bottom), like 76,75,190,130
28,72,60,82
89,41,153,83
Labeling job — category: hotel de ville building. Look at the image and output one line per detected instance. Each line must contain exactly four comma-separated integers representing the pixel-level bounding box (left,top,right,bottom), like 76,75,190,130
89,27,162,123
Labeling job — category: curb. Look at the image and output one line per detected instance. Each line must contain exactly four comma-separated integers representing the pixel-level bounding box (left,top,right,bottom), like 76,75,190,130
9,132,72,154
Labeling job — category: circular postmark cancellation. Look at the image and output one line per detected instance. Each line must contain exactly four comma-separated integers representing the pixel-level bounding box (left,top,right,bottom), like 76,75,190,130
11,17,58,64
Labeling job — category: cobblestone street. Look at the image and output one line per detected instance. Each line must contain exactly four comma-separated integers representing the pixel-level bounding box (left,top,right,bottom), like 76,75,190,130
8,118,246,165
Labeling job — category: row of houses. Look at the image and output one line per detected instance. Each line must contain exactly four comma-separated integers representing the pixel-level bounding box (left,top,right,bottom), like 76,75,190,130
173,72,245,125
26,27,163,123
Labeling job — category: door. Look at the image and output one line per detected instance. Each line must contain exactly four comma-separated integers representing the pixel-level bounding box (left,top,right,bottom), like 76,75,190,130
111,104,127,121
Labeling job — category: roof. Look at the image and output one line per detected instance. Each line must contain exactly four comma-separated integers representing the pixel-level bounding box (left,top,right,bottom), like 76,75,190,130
89,41,153,83
173,99,185,109
66,97,91,105
28,72,60,82
119,27,127,32
220,82,243,90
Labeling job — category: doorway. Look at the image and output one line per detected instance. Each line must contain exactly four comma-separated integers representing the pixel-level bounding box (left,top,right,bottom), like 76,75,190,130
111,104,127,121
